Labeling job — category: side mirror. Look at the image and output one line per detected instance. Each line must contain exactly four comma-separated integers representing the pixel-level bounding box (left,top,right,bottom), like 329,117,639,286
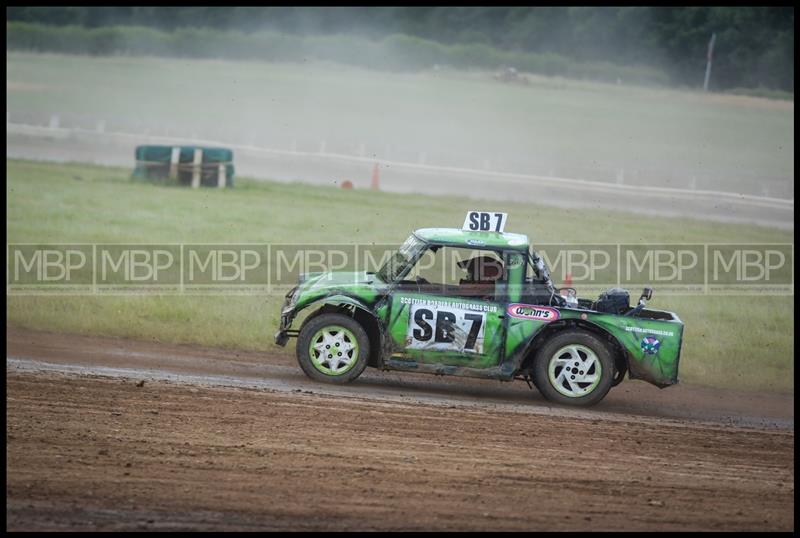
641,287,653,302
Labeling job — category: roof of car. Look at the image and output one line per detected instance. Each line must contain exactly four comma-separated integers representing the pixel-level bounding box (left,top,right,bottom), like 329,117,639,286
413,228,529,250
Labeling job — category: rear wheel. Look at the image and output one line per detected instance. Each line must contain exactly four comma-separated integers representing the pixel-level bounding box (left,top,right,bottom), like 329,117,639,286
532,329,615,407
296,313,369,384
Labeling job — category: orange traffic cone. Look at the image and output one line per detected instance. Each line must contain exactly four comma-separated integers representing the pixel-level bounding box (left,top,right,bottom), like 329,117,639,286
370,163,380,190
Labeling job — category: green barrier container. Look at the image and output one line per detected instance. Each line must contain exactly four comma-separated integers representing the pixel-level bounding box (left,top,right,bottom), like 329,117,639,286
133,145,235,187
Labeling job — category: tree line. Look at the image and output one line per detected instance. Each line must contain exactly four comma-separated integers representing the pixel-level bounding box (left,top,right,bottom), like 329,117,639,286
6,7,794,92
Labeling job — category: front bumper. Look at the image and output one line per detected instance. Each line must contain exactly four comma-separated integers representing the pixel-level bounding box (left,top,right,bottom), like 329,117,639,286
274,328,291,347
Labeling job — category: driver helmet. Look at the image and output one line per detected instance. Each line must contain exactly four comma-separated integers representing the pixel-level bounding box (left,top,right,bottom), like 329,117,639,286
458,255,503,283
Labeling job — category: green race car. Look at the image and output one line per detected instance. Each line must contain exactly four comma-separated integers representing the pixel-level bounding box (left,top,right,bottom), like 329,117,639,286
275,212,684,406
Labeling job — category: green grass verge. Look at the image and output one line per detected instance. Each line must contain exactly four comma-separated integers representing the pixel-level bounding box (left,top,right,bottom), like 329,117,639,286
6,159,794,392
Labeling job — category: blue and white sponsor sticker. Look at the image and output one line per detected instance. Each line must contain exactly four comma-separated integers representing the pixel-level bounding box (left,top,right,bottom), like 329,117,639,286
641,335,661,355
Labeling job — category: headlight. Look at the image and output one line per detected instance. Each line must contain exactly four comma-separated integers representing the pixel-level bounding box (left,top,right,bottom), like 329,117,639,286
282,285,299,314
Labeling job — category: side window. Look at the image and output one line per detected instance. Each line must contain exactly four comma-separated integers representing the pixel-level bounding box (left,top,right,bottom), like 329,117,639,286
402,245,505,300
503,250,526,303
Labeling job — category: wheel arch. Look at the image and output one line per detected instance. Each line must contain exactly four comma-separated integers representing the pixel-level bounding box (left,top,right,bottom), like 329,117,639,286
518,319,629,383
297,295,385,368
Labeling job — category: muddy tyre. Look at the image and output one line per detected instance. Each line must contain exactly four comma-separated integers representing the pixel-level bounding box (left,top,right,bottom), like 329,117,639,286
532,329,615,407
296,313,370,384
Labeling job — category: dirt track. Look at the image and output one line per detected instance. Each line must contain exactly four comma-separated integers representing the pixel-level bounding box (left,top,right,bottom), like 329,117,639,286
6,327,795,531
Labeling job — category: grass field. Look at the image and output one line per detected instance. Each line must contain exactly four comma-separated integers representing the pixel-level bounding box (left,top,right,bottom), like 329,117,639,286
6,52,794,196
6,159,794,392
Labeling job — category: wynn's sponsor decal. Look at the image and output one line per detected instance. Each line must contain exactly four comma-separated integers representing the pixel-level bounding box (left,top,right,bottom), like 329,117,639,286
507,303,560,322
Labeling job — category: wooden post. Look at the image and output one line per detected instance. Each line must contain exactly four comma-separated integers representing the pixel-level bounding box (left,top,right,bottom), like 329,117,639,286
191,148,202,189
169,147,180,181
217,163,226,188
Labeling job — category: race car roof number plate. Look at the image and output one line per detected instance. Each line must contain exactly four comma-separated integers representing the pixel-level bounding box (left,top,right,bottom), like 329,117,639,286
463,211,507,233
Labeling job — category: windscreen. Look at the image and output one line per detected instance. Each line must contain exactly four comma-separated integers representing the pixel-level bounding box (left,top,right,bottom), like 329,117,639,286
376,235,426,283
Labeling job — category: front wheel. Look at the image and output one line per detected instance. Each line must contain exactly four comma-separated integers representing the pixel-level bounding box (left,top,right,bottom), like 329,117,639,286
296,313,370,384
532,329,616,407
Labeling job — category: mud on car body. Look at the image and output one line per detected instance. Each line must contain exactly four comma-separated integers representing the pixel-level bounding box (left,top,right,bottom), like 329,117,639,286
276,211,684,407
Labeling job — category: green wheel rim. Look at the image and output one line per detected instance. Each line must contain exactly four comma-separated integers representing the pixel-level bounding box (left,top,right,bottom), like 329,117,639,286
547,344,602,398
308,325,360,376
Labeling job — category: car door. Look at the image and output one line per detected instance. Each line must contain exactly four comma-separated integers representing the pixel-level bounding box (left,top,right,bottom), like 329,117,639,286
385,245,506,369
